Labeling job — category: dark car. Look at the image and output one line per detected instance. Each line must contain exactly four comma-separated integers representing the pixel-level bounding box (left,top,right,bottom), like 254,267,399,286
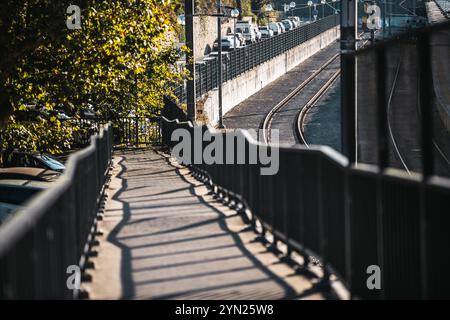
0,179,54,225
212,38,234,51
0,167,61,182
1,151,65,173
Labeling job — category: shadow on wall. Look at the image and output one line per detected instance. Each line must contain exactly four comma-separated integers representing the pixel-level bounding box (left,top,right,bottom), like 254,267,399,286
204,44,212,56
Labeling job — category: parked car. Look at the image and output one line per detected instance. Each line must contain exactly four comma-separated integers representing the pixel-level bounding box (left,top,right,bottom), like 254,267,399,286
224,34,244,49
235,32,246,47
1,151,65,173
277,22,286,33
209,51,231,61
213,38,235,51
0,179,54,225
288,16,301,28
259,26,274,39
0,201,18,225
282,19,294,31
254,27,262,41
236,21,257,44
268,22,282,35
0,167,61,182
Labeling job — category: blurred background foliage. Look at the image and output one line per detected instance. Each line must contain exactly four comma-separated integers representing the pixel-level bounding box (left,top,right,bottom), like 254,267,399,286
0,0,275,154
0,0,185,154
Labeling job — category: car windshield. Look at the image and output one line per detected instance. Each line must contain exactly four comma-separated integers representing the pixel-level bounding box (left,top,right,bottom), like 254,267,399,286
36,154,65,171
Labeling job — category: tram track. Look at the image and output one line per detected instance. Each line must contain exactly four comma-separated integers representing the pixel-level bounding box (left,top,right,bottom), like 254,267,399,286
296,70,340,147
262,53,340,144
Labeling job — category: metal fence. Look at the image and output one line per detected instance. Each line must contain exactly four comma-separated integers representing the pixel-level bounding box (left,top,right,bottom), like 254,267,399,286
161,108,450,299
62,116,162,148
161,22,450,299
175,14,340,102
354,20,450,178
0,124,113,299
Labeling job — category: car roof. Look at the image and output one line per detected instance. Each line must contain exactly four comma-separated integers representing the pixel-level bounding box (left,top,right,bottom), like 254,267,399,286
0,179,54,188
0,167,61,182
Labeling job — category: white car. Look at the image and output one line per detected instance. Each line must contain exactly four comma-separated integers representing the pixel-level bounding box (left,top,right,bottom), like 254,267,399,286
282,19,294,31
288,16,301,28
236,21,257,44
268,22,282,35
225,34,244,48
236,26,256,44
254,27,262,41
259,26,274,39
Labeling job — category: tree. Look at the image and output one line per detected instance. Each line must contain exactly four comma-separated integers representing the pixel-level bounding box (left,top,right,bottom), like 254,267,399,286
0,0,184,153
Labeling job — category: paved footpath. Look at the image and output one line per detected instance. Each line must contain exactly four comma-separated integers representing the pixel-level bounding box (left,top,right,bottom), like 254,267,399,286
85,148,332,300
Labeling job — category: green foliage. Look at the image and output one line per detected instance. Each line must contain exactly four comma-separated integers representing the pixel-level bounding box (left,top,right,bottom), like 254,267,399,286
0,0,184,153
2,117,74,154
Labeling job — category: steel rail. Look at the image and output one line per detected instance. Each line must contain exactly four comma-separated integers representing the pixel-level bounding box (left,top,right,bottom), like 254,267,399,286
386,55,412,175
296,69,341,147
262,53,340,144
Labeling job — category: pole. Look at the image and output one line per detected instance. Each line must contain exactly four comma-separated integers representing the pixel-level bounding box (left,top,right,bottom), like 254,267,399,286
217,0,225,128
340,0,357,163
234,17,237,50
135,73,139,146
383,0,386,37
310,7,312,21
389,0,392,35
185,0,196,121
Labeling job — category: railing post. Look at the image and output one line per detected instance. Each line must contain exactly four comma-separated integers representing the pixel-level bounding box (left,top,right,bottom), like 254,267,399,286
417,30,434,299
340,0,357,164
185,0,196,121
135,116,139,146
417,32,434,178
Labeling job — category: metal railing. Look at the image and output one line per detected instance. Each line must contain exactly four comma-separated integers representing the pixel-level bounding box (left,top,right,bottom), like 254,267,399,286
161,22,450,299
175,14,340,102
161,109,450,300
62,116,162,148
0,124,113,299
354,20,450,178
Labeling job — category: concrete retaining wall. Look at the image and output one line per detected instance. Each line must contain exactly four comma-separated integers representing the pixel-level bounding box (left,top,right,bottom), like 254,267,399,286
198,26,340,126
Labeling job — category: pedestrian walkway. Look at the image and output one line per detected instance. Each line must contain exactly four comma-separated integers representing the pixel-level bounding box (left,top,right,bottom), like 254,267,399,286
426,1,449,24
85,148,333,300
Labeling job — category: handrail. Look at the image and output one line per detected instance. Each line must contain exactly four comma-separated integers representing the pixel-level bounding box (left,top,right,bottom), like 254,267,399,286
160,108,450,299
0,124,113,299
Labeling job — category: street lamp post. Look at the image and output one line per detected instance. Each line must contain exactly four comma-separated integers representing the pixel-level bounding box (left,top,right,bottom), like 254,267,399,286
340,0,357,163
290,2,296,17
331,0,337,14
321,0,326,18
307,1,313,22
185,0,196,121
231,8,239,51
264,4,273,26
217,0,224,128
